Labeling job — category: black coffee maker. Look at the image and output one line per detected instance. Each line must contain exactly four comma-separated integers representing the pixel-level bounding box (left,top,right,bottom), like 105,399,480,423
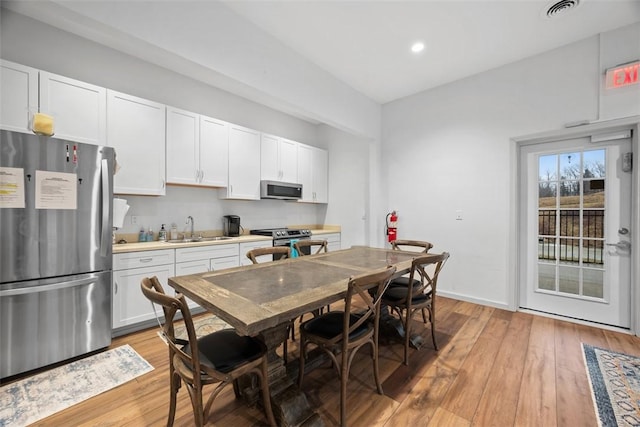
223,215,241,237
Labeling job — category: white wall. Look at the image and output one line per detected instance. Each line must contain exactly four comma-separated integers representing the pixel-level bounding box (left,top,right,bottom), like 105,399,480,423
318,124,371,248
382,23,639,308
0,9,337,234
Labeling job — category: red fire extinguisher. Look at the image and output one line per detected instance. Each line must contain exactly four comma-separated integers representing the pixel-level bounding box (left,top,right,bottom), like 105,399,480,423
386,211,398,243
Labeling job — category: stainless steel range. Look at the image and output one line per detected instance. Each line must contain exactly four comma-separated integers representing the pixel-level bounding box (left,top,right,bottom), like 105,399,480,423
250,228,312,257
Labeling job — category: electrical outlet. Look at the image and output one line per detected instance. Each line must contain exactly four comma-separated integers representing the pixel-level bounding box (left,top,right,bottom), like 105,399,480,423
455,210,463,221
131,215,138,225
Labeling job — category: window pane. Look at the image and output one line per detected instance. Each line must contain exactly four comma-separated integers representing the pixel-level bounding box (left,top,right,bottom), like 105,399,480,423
539,154,557,181
559,211,580,237
582,239,604,267
538,237,556,261
583,211,604,239
558,266,580,295
538,263,555,291
539,183,556,208
560,152,580,179
584,179,605,208
559,181,580,207
559,238,580,263
583,269,604,298
584,149,605,178
538,210,556,236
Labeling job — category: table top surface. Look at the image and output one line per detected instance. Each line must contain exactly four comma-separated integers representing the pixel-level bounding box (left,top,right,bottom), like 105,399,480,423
169,246,435,335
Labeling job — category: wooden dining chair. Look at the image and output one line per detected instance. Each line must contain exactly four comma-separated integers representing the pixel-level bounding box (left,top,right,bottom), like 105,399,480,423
293,239,328,256
298,265,397,426
140,276,276,427
382,252,449,365
246,246,291,264
390,239,435,324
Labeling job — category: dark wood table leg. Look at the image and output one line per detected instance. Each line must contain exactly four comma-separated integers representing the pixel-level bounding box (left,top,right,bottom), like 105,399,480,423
237,323,323,427
379,305,424,350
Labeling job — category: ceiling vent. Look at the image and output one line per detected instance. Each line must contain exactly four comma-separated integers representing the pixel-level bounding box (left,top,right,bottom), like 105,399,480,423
545,0,581,18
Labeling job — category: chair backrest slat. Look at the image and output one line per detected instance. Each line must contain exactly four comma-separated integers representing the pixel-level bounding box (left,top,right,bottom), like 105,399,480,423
404,252,450,303
140,276,203,378
246,246,291,264
391,239,434,253
294,239,328,256
341,266,396,349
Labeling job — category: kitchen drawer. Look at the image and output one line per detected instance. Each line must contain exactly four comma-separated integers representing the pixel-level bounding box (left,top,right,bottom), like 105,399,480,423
113,249,175,271
211,256,239,271
175,244,239,263
321,233,341,251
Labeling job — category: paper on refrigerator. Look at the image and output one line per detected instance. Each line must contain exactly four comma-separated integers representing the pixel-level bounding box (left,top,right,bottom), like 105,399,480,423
0,167,26,208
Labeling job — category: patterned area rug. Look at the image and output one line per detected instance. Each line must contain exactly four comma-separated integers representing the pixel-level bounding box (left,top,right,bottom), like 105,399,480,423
582,344,640,427
0,345,153,427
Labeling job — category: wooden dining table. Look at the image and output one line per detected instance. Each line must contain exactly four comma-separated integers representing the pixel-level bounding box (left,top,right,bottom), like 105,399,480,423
169,246,437,427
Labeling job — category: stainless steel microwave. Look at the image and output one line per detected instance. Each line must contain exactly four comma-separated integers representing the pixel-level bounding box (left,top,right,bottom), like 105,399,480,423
260,180,303,200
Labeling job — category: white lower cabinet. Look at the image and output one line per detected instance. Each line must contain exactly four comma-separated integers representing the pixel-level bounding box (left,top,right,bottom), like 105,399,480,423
322,233,341,251
175,244,240,308
112,249,175,330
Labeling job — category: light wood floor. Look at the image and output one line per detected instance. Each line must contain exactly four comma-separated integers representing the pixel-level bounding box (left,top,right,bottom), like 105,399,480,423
19,297,640,426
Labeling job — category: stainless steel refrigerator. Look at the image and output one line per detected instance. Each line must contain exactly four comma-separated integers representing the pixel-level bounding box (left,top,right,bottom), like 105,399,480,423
0,130,113,379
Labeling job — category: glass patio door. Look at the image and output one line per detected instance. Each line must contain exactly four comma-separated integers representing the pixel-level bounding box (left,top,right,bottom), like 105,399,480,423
519,134,632,328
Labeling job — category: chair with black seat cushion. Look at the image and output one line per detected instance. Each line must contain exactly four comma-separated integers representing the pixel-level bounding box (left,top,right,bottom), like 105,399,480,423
382,252,449,365
389,239,435,323
140,276,276,427
298,266,396,427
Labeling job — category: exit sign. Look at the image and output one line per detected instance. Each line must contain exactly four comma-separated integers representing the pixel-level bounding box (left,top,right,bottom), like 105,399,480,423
605,60,639,89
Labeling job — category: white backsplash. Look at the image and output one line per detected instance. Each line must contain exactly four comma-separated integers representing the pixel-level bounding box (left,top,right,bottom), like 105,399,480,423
116,186,327,234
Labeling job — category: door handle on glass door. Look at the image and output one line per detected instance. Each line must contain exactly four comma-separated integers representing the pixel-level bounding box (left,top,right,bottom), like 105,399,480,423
605,241,631,251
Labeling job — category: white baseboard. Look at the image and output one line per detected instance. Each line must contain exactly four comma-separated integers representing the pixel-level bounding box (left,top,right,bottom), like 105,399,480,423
437,290,511,311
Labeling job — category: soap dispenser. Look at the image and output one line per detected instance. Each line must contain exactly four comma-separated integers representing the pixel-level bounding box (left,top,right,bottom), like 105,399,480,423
138,227,145,242
158,224,167,241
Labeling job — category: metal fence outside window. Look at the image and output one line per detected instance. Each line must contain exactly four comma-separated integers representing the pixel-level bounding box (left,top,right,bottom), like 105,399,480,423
538,209,604,264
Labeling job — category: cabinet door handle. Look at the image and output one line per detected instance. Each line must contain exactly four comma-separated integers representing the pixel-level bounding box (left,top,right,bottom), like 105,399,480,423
114,282,118,294
200,170,204,182
139,258,153,263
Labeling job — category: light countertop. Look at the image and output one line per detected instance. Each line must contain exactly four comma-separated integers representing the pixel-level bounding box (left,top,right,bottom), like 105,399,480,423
113,227,340,254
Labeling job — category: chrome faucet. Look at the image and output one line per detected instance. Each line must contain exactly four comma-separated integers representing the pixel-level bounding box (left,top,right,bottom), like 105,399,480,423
185,216,194,239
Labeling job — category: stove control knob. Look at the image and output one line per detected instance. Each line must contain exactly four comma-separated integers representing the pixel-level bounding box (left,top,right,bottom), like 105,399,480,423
276,231,282,236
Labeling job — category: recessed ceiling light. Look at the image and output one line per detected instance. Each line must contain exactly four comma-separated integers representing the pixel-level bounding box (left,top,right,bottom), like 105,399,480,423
411,42,425,54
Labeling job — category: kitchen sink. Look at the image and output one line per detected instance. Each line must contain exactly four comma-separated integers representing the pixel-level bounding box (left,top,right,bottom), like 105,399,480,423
198,236,233,241
164,236,233,244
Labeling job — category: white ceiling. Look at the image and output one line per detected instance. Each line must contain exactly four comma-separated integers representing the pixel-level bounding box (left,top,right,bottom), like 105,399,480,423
224,0,640,103
5,0,640,105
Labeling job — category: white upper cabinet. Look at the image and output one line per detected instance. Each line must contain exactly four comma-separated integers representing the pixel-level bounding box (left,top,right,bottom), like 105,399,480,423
107,90,166,195
166,107,198,185
39,71,106,145
223,124,261,200
0,60,38,134
297,143,329,203
260,134,298,183
166,106,228,187
199,115,229,187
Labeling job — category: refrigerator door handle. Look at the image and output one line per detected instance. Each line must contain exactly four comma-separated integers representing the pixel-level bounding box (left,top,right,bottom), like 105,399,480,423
0,276,98,297
100,158,110,257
